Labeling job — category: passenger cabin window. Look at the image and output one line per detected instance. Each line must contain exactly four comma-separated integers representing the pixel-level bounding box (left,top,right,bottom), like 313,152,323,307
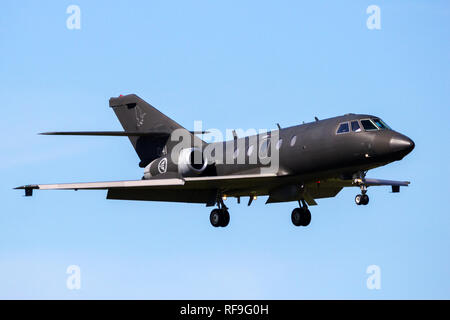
372,118,390,130
290,136,297,147
351,121,361,132
361,119,378,131
337,122,350,134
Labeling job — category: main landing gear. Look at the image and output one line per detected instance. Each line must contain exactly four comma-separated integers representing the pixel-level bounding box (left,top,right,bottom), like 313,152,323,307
210,195,230,228
210,208,230,227
291,200,311,227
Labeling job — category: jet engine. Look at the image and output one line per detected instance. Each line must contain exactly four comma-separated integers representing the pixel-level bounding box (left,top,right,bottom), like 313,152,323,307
143,147,208,179
177,147,208,177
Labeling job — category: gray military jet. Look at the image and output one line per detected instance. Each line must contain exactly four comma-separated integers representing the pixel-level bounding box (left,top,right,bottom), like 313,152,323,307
16,94,415,228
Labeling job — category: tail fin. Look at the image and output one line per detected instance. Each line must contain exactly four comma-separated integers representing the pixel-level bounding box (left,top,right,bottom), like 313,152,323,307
109,94,198,168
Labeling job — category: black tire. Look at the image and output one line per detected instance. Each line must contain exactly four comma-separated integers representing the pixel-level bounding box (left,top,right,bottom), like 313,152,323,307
355,194,362,205
361,194,369,205
220,209,230,227
291,208,303,226
210,209,221,227
302,208,312,226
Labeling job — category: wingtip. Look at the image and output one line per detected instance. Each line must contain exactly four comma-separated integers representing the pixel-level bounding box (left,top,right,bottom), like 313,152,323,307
14,185,38,190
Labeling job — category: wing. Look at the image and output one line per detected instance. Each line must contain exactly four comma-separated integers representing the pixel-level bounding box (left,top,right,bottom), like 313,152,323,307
15,178,185,191
318,177,410,195
362,178,410,187
265,177,411,205
15,174,410,205
15,173,279,205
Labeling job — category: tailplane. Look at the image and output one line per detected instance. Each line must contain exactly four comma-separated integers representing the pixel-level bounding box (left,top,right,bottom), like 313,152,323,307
40,94,203,168
109,94,200,167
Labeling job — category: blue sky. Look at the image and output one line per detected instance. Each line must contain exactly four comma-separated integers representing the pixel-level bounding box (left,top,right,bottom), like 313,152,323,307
1,0,449,299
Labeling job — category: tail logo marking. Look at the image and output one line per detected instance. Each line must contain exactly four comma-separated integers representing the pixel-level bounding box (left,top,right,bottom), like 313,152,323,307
158,158,168,174
135,106,147,127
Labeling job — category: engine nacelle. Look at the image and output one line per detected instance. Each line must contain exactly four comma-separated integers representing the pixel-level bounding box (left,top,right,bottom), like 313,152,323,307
143,148,207,179
177,147,208,177
143,156,176,179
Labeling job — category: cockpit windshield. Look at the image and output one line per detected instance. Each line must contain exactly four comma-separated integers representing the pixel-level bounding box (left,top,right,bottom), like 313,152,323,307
372,118,391,130
360,119,378,131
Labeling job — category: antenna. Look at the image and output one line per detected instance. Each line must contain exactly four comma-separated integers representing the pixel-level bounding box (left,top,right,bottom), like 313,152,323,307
232,130,238,141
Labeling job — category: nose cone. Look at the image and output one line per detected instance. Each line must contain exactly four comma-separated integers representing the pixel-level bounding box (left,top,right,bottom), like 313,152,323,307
389,134,415,156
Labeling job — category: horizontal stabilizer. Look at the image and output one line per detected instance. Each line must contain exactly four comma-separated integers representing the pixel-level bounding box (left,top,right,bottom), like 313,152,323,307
40,131,169,137
40,131,208,137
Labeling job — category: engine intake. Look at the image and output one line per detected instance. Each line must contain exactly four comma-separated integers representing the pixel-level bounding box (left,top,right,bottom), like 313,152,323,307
178,148,208,177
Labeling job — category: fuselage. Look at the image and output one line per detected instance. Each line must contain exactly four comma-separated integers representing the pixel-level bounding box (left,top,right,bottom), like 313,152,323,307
212,113,414,181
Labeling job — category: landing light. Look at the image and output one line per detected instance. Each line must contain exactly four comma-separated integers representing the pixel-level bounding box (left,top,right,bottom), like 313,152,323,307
222,195,227,200
253,195,257,200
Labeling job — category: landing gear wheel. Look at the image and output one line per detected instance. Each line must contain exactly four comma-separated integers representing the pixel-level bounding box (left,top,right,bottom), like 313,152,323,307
361,194,369,205
355,194,369,205
291,208,303,226
291,207,311,227
302,208,311,226
210,209,230,227
210,209,221,227
220,209,230,227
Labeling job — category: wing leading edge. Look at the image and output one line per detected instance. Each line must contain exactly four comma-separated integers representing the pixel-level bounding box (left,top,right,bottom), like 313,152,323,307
14,178,185,191
15,173,278,191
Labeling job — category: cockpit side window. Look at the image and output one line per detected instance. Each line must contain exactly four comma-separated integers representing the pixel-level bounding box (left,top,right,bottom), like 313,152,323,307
336,122,350,134
360,119,378,131
372,118,391,130
351,120,361,132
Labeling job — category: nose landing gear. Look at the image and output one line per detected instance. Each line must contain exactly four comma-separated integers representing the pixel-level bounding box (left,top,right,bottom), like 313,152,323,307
355,193,369,205
354,177,369,205
353,171,370,206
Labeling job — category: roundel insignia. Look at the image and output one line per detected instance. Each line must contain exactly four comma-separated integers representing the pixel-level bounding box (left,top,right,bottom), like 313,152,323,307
157,158,168,174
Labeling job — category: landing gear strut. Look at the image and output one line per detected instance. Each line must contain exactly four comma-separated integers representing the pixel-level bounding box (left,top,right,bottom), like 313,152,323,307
210,194,230,227
354,171,370,206
291,200,311,227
